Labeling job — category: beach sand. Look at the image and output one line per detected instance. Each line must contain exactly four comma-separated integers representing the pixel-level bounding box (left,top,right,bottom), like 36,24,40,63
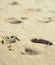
0,0,55,65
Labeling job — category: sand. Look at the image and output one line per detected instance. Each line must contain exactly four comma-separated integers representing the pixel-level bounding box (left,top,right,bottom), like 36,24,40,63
0,0,55,65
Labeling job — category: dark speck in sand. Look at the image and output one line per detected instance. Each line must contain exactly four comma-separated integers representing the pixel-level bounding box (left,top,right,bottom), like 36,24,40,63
7,45,12,48
1,40,4,44
8,48,14,51
10,36,15,38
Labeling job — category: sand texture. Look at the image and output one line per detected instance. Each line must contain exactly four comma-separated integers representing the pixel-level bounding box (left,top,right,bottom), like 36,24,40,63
0,0,55,65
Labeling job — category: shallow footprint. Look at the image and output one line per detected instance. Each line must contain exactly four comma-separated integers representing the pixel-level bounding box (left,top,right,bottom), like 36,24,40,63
21,17,28,20
9,1,20,5
21,48,40,55
6,17,22,24
37,17,52,23
21,43,46,55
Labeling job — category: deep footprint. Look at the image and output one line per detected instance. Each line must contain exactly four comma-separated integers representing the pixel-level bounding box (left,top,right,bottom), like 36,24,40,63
31,38,53,46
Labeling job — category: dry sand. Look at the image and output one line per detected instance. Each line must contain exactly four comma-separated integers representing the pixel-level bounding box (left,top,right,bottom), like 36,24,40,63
0,0,55,65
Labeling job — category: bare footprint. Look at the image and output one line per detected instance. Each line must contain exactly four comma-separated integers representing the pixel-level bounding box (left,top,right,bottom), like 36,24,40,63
37,17,52,23
21,42,46,55
6,17,22,24
31,38,53,46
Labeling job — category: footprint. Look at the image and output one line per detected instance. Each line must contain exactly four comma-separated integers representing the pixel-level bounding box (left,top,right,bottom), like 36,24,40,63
21,38,53,55
31,38,53,46
21,17,28,20
21,42,45,55
9,1,20,5
37,17,52,23
21,48,40,55
6,17,22,24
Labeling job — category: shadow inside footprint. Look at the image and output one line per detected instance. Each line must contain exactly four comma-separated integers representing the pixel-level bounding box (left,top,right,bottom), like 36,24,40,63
25,48,39,55
21,48,40,55
6,18,22,24
31,38,53,46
